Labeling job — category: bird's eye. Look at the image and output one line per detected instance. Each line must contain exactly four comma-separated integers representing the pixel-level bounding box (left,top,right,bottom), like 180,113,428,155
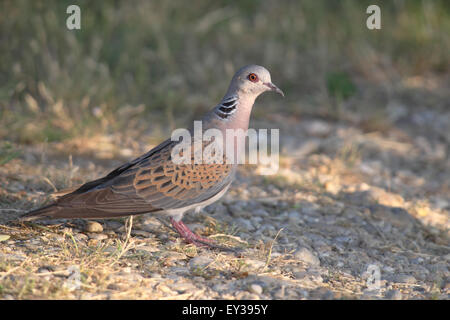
248,73,258,82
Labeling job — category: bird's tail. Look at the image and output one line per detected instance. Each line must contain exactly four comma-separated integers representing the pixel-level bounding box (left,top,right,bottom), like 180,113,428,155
19,202,154,221
19,203,60,221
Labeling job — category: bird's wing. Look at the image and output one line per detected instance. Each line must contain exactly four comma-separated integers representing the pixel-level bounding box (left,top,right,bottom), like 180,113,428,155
22,137,234,220
107,138,235,210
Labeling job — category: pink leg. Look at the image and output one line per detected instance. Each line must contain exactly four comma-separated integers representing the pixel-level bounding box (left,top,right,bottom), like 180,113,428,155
170,218,213,247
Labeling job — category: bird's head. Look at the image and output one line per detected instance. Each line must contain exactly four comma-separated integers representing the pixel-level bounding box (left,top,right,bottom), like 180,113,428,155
231,65,284,98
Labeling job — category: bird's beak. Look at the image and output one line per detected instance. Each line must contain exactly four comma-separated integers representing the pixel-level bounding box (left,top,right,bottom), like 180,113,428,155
264,82,285,97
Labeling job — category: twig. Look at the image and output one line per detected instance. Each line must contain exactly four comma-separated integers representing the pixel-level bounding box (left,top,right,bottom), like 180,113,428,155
0,224,22,231
264,228,283,271
41,176,57,192
0,257,31,281
110,216,134,265
125,216,133,244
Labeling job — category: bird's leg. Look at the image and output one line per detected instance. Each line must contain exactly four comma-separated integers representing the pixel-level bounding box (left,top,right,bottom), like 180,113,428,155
170,218,242,253
170,217,213,247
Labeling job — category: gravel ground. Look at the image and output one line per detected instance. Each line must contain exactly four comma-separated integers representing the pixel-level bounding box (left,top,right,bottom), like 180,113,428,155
0,106,449,300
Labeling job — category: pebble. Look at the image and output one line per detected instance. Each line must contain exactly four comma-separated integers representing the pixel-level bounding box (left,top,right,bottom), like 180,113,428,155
74,233,88,241
213,283,232,292
325,181,341,194
85,221,103,233
169,282,197,293
0,235,11,242
287,211,301,223
88,233,108,241
131,230,152,237
189,255,213,269
235,218,255,231
249,284,263,295
253,209,270,217
394,274,416,284
293,247,320,266
104,220,123,230
37,266,54,273
228,202,249,217
104,246,117,254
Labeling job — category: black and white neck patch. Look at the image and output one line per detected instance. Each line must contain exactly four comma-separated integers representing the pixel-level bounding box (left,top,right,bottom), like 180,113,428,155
215,95,238,119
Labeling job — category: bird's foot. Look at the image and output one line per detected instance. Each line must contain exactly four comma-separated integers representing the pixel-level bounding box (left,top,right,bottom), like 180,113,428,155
170,218,240,253
170,218,213,247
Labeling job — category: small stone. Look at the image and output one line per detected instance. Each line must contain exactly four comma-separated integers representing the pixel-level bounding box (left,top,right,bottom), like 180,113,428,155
394,274,416,284
228,202,249,217
189,255,213,269
169,282,197,293
253,209,269,217
88,233,108,241
104,246,117,254
293,247,320,266
121,267,132,274
287,211,301,223
385,289,402,300
213,283,231,292
37,266,54,273
131,229,152,237
325,181,341,194
235,218,255,231
293,271,308,280
73,233,88,241
104,220,123,230
249,284,263,295
104,230,116,236
85,221,103,233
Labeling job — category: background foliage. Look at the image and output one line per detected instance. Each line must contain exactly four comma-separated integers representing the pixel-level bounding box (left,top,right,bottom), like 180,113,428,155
0,0,449,143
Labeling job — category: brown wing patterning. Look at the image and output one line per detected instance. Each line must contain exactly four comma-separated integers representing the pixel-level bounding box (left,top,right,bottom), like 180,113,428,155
111,139,233,207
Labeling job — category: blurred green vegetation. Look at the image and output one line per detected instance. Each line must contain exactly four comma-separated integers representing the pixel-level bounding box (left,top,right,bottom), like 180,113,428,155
326,72,356,100
0,0,449,143
0,142,21,165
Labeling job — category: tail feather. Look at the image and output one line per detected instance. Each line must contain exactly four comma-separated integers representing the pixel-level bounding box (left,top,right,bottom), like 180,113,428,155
20,203,155,221
20,203,61,221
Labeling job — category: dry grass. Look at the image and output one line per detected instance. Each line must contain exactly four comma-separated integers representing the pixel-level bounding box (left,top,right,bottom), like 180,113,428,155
1,1,449,144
